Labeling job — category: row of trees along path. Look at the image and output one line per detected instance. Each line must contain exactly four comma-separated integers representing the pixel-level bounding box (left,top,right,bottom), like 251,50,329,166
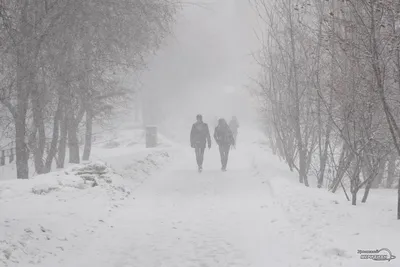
250,0,400,219
0,1,179,178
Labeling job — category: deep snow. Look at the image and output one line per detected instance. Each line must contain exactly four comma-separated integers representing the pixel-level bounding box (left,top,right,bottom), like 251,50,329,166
1,128,399,267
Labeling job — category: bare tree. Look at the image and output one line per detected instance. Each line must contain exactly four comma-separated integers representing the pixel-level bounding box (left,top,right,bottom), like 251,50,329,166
251,0,400,216
0,0,179,178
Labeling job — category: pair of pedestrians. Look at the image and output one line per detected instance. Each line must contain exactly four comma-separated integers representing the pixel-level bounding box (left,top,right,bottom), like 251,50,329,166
190,114,235,172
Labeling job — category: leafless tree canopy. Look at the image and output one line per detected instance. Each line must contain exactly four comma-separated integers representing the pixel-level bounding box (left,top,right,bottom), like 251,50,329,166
0,0,178,178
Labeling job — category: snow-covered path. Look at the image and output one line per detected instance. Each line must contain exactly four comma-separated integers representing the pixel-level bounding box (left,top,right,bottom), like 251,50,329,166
9,129,396,267
3,129,399,267
51,142,310,267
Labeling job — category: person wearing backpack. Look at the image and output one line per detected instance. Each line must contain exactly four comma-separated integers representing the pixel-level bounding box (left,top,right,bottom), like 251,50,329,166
214,118,235,171
190,114,211,172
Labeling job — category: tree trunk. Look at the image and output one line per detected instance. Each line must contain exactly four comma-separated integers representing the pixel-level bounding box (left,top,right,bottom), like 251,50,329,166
14,0,38,179
15,68,30,178
299,149,308,186
351,190,357,206
31,87,46,174
315,0,328,189
57,111,68,168
387,153,396,188
287,0,307,186
15,109,29,179
318,140,329,188
269,133,277,155
350,158,361,206
67,103,85,164
331,144,354,193
65,96,85,164
68,118,80,164
398,178,400,220
82,106,93,161
44,99,63,172
319,0,335,189
318,90,333,188
340,180,350,201
330,143,346,190
361,178,374,203
371,159,385,189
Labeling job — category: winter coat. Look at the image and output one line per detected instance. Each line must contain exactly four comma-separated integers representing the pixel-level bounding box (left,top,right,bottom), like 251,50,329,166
190,121,211,148
214,124,235,146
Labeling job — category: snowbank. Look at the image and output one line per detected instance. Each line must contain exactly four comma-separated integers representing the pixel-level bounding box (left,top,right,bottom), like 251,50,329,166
252,142,400,267
0,162,131,267
0,127,174,182
0,145,175,267
90,123,180,188
94,148,176,190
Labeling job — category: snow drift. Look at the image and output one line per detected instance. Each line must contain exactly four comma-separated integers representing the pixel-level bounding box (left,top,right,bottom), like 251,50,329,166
0,146,174,267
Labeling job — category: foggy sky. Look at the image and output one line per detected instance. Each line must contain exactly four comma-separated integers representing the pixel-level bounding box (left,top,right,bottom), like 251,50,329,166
140,0,261,129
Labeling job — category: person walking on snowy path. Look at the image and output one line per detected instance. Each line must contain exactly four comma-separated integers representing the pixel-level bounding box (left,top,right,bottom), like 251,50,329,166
214,118,235,171
228,116,239,148
190,114,211,172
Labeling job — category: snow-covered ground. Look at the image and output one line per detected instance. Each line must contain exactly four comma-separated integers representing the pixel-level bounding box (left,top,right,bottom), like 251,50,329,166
253,141,400,267
0,127,178,266
1,128,399,267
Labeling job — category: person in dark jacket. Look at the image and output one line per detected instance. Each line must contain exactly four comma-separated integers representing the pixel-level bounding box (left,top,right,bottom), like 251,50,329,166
190,114,211,172
214,118,235,171
228,116,239,148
